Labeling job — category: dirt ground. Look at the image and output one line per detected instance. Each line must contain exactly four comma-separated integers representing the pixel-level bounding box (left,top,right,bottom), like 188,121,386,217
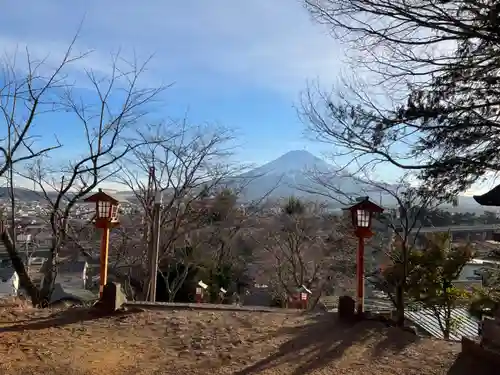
0,299,495,375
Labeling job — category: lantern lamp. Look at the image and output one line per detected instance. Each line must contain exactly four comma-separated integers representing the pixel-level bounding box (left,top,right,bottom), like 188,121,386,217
84,188,120,228
343,196,384,314
344,196,384,237
83,188,120,298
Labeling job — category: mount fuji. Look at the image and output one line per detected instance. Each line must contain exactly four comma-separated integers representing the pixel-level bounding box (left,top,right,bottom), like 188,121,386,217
230,150,484,211
3,150,480,212
231,150,387,206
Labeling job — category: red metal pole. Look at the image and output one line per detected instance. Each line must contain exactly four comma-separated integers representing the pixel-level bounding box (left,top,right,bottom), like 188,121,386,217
195,288,203,303
356,235,365,314
99,225,110,299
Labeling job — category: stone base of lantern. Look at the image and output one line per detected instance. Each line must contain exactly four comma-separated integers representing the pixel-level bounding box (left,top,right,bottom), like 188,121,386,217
95,282,127,313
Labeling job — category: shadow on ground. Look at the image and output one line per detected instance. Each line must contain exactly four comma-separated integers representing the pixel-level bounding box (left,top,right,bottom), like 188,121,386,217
0,363,171,375
235,313,420,375
0,306,142,333
446,353,496,375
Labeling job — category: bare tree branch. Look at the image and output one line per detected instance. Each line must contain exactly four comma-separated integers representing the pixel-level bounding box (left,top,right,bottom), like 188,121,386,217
2,49,166,306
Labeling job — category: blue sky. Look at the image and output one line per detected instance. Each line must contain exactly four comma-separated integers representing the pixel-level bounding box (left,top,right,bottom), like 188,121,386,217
1,0,342,165
0,0,494,195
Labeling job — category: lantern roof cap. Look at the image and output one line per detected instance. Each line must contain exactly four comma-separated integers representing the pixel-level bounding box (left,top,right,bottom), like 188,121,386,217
83,188,119,204
343,196,384,213
473,184,500,206
298,285,312,294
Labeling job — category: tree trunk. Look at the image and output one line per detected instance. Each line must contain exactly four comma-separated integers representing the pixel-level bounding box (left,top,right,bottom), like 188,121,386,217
443,307,452,340
443,328,450,340
38,247,56,306
308,289,322,310
395,284,405,326
0,231,42,306
395,242,409,327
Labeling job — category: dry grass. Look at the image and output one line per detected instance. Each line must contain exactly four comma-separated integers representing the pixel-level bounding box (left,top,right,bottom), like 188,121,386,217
0,299,494,375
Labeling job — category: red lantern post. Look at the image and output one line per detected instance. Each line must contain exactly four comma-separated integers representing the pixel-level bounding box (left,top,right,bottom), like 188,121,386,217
299,285,312,310
196,280,207,303
344,197,384,314
84,189,120,298
195,287,203,303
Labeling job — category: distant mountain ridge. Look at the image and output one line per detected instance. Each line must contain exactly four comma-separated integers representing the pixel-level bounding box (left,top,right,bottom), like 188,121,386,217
1,150,490,212
0,187,59,201
228,150,487,211
227,150,400,206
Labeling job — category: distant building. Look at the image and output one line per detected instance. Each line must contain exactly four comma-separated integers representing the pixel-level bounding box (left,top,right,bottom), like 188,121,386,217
458,258,500,284
40,260,89,290
408,224,500,243
469,240,500,259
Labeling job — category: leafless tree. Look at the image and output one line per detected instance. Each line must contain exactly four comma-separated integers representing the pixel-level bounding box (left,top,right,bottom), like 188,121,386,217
156,231,202,302
186,188,266,302
0,37,87,180
363,177,448,325
0,38,87,304
301,0,500,197
117,121,240,300
255,197,355,308
304,0,480,88
112,118,280,302
63,216,146,300
0,36,92,303
301,163,455,323
1,46,165,306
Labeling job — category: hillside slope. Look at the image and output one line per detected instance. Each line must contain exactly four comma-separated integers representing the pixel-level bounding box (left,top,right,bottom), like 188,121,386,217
0,301,486,375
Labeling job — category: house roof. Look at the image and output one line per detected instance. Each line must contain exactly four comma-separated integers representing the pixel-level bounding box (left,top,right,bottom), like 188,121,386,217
0,267,16,281
58,260,87,274
83,189,120,204
365,296,479,342
405,307,478,341
40,260,87,275
468,258,500,266
473,184,500,206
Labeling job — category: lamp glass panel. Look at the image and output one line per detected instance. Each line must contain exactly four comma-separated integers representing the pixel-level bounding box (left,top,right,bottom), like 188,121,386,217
111,204,119,220
356,209,370,228
98,201,110,219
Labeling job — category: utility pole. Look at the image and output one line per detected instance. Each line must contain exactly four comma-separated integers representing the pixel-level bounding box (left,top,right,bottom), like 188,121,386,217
144,166,155,301
149,191,162,302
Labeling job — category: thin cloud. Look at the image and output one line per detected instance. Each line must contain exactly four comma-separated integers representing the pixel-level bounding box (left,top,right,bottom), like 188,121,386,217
0,0,344,95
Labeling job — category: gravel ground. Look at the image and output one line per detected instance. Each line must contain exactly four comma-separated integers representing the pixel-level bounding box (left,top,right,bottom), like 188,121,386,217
0,299,494,375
